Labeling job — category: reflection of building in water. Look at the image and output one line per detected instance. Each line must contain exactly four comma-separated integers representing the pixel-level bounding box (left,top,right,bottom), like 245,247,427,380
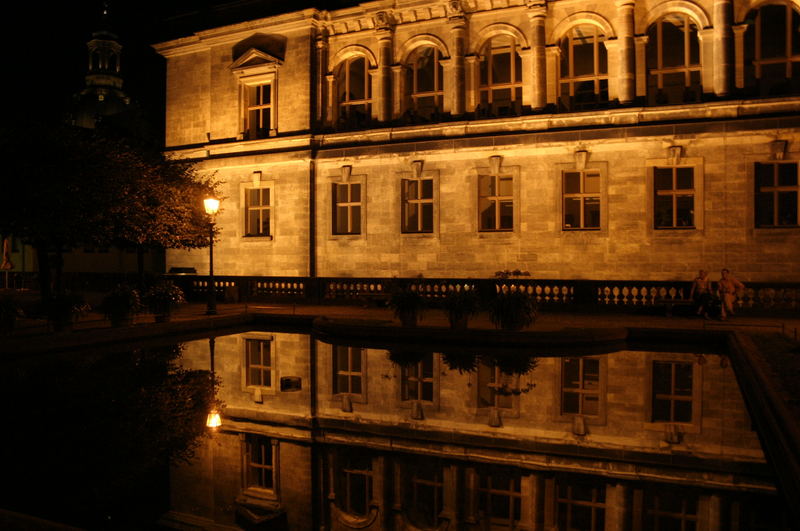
162,331,787,530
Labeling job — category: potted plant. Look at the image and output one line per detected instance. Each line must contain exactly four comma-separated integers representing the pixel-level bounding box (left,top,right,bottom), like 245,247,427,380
389,282,426,327
488,289,537,331
144,280,185,322
441,287,480,329
100,284,142,327
45,292,90,332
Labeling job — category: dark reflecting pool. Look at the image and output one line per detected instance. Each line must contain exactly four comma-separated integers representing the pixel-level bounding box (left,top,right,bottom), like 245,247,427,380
1,327,791,530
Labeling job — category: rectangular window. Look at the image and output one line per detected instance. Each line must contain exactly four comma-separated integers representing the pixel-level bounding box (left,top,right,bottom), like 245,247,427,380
652,361,693,423
755,162,799,227
401,354,434,402
337,452,372,516
556,478,606,531
401,178,434,233
245,435,275,491
563,170,601,229
246,83,272,139
333,345,363,395
479,174,514,231
477,468,522,528
245,338,272,388
477,359,515,409
654,166,695,228
645,489,698,531
333,183,362,235
244,188,271,237
561,357,600,415
407,458,444,529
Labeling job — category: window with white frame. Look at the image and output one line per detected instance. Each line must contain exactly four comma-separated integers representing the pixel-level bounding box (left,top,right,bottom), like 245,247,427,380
245,338,273,388
653,166,696,229
479,35,523,116
244,187,271,237
755,161,799,227
401,354,434,402
405,47,444,120
332,182,362,235
559,25,609,111
646,14,702,105
231,48,281,140
478,173,514,231
401,177,434,233
563,170,601,230
651,360,694,423
333,345,363,396
561,357,600,416
336,56,372,128
244,83,273,139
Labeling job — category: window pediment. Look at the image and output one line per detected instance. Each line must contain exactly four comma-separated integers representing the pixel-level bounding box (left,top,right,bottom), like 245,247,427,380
231,48,283,77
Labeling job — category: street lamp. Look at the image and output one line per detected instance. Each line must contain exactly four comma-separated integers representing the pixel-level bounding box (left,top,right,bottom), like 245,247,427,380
205,336,222,429
204,197,220,315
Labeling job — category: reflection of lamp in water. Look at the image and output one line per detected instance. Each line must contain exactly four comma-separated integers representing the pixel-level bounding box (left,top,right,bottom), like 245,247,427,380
206,336,222,429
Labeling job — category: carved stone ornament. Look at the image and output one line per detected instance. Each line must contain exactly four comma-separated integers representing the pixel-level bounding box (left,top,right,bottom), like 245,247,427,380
412,160,424,179
341,165,352,181
446,0,465,18
668,145,683,165
574,149,588,171
374,11,392,30
770,139,788,160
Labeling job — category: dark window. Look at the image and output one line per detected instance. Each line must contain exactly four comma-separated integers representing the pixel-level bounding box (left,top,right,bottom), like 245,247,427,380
478,358,515,409
646,14,702,105
744,3,800,97
645,489,698,531
477,467,522,528
563,170,601,229
333,345,363,395
336,57,372,128
245,84,272,139
401,178,434,233
559,25,609,111
337,452,372,516
654,166,695,229
755,162,799,227
245,435,275,490
562,357,600,415
405,47,444,120
332,182,362,235
245,188,271,237
556,477,606,531
479,174,514,231
245,338,272,387
479,36,523,116
401,354,434,401
652,361,693,423
406,458,444,528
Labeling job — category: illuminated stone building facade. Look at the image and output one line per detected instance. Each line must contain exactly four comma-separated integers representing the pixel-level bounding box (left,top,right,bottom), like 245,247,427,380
155,0,800,284
163,330,788,529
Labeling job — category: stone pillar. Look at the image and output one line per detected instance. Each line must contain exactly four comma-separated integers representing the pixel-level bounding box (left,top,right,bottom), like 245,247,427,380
634,35,648,98
465,55,480,113
713,0,733,96
448,17,468,116
376,27,394,122
605,40,620,101
616,0,636,103
605,483,629,531
732,24,748,90
391,65,405,119
546,46,560,105
528,2,547,110
704,494,723,531
314,34,328,126
325,74,337,126
698,28,715,94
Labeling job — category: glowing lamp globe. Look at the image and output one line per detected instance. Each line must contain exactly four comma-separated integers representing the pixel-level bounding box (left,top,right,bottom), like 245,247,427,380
204,197,220,215
206,410,222,428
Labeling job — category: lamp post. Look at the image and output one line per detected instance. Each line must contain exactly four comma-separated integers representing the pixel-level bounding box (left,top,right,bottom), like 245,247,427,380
204,197,220,315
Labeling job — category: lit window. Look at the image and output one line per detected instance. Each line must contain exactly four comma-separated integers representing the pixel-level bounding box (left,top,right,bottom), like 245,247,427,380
244,83,273,139
479,36,523,116
646,14,702,105
477,358,516,409
652,361,693,423
244,435,276,492
332,182,361,235
559,25,609,111
333,345,363,395
744,3,800,97
245,338,272,388
563,170,601,230
645,489,698,530
336,57,372,128
244,188,271,237
755,162,799,227
401,177,434,233
654,166,695,229
337,452,372,516
476,468,522,528
556,478,606,531
478,174,514,231
561,358,600,415
401,354,434,402
405,47,443,120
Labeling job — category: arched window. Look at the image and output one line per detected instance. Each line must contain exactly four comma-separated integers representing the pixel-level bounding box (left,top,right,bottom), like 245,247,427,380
558,25,608,111
744,2,800,96
646,14,702,105
336,56,372,128
478,35,523,116
405,47,444,121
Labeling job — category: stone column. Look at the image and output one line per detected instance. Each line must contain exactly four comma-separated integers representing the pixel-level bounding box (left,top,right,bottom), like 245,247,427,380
448,19,467,116
698,28,715,94
376,27,394,122
314,34,328,126
616,0,636,104
705,494,722,531
605,483,629,531
713,0,733,96
634,35,648,98
527,1,547,110
391,65,405,119
465,55,480,113
325,74,337,127
732,24,748,90
546,46,560,105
